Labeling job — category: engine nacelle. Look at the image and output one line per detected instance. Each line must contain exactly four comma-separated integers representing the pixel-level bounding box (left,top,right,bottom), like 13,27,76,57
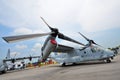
41,39,57,62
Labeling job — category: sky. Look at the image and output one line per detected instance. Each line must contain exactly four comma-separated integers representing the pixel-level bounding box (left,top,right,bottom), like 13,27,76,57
0,0,120,61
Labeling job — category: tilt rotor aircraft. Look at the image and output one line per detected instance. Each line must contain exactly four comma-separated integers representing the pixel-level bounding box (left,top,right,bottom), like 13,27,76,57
2,17,117,67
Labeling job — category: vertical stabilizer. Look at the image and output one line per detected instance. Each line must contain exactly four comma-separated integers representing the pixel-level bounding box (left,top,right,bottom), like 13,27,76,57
6,49,11,59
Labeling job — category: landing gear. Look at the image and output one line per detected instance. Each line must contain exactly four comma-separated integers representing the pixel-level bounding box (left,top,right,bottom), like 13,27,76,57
111,57,114,60
1,67,7,74
72,63,77,65
61,62,66,67
106,59,111,63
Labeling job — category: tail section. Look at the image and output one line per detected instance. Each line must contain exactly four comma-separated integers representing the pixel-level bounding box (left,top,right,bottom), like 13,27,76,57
6,49,11,59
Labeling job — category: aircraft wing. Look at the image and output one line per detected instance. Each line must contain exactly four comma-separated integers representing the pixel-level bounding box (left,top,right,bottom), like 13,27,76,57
53,44,74,53
3,56,40,62
15,56,40,60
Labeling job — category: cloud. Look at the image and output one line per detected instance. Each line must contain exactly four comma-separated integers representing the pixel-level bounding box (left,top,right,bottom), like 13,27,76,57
15,44,27,50
0,0,120,33
33,43,42,49
14,27,33,35
10,51,21,57
31,43,42,53
77,0,120,32
13,26,47,35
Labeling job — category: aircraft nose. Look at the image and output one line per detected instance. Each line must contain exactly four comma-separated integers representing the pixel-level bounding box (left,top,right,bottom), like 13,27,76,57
109,50,115,56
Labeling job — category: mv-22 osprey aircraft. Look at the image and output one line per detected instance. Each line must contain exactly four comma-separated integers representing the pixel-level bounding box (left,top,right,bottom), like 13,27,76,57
2,17,117,66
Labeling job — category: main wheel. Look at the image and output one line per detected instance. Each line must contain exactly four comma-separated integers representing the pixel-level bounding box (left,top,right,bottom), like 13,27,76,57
61,62,66,67
1,67,7,74
72,63,77,65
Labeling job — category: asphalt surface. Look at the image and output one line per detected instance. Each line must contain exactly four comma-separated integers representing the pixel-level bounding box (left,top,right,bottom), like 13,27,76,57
0,55,120,80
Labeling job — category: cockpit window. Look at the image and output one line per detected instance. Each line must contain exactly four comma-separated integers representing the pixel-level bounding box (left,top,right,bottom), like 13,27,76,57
91,47,99,53
91,47,96,53
91,46,103,53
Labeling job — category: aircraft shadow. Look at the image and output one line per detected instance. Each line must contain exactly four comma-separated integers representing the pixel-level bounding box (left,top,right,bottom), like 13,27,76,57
67,61,117,67
52,61,117,67
0,68,30,75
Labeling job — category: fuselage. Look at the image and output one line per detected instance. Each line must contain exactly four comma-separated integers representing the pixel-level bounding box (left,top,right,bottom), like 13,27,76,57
52,46,115,64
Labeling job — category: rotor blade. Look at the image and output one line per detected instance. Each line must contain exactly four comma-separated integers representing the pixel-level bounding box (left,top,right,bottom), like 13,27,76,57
92,41,102,47
58,33,85,46
40,17,53,30
3,32,53,43
78,32,102,47
78,32,90,41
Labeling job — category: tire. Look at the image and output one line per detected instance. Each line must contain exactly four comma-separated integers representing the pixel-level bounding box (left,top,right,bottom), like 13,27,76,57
72,63,77,65
106,59,111,63
1,68,7,74
61,62,66,67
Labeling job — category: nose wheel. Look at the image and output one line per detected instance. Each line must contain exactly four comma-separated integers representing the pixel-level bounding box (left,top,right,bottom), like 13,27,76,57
106,59,111,63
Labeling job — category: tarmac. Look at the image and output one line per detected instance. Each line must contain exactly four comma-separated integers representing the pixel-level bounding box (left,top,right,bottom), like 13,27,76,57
0,55,120,80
